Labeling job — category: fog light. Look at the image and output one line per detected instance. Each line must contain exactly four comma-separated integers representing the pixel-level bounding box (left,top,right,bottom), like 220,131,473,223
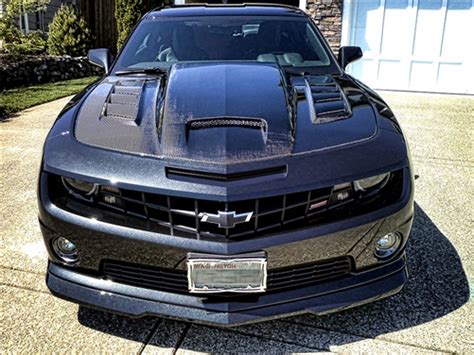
374,232,401,259
53,237,78,263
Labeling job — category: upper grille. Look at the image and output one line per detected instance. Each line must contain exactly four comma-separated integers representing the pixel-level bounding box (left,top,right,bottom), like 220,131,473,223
98,183,336,240
51,170,403,241
102,256,353,295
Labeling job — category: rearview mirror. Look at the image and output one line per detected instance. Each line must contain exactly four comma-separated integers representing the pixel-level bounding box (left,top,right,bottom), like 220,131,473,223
87,48,114,74
338,46,363,70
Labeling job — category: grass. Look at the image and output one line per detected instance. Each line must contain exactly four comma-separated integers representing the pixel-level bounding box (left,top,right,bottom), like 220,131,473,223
0,76,100,119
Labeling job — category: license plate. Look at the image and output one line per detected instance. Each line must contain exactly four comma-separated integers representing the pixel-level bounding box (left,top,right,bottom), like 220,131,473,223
187,252,267,293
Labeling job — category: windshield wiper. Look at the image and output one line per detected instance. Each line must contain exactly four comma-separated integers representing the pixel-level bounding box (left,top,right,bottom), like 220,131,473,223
115,67,167,76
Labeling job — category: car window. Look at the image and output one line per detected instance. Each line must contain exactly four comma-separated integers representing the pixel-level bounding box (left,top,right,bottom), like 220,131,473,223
114,16,334,71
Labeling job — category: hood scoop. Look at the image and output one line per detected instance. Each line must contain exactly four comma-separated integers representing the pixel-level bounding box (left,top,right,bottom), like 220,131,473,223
304,80,352,124
187,117,267,132
101,80,144,125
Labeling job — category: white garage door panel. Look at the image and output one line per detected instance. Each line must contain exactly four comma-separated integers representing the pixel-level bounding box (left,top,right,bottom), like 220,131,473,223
410,61,437,90
412,0,444,59
443,0,472,59
380,0,412,58
438,63,465,92
345,0,474,94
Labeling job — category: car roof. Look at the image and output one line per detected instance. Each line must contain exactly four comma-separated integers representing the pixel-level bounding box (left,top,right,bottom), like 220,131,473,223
146,4,307,18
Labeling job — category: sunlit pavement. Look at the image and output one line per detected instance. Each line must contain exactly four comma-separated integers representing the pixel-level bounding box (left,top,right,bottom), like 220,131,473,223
1,92,472,353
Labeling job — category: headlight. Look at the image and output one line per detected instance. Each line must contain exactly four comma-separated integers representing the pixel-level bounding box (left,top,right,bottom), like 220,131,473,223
61,177,98,196
354,173,390,192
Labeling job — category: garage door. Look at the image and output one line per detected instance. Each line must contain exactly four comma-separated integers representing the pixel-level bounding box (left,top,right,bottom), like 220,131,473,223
344,0,474,94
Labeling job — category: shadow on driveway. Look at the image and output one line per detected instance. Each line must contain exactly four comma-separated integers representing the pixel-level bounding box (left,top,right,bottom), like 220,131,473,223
77,203,469,351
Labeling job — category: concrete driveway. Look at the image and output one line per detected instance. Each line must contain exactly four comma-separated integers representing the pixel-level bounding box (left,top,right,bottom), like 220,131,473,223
1,92,472,353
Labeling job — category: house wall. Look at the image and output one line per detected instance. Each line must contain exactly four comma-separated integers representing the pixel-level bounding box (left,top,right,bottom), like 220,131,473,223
306,0,343,53
79,0,117,52
21,0,76,32
42,0,77,29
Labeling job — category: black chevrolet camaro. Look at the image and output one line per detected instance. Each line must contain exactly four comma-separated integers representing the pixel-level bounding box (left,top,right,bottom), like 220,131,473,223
38,4,414,326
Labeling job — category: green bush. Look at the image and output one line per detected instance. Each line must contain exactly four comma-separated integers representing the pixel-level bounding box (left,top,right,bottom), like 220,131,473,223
47,5,93,57
0,1,48,56
115,0,164,51
2,30,48,56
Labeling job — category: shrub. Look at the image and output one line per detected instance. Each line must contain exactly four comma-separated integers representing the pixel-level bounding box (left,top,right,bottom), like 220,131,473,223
2,30,48,56
0,0,49,56
47,5,93,57
115,0,164,51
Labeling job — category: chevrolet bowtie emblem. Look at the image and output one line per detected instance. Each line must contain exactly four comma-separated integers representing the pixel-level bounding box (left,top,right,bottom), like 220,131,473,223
199,210,254,229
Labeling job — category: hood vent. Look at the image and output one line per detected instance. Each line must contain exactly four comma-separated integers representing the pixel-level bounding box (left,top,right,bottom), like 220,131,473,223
304,81,352,124
101,81,144,125
187,117,267,132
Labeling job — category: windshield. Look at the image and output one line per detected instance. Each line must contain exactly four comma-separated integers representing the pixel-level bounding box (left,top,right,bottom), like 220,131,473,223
113,15,337,72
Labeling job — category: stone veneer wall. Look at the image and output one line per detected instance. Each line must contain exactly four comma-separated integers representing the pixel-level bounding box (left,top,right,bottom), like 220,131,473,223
0,55,103,90
306,0,343,54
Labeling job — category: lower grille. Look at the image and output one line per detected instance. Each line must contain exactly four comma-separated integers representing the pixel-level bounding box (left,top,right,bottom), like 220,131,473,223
102,257,353,294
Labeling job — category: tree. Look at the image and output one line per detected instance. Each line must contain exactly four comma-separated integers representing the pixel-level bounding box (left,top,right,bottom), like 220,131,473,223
115,0,164,51
47,5,93,57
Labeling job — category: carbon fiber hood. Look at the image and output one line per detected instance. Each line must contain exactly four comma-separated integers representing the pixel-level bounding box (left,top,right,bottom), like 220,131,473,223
74,63,377,163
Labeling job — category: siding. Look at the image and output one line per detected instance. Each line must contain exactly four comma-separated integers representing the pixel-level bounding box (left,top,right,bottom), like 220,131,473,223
43,0,76,30
14,0,76,33
80,0,117,51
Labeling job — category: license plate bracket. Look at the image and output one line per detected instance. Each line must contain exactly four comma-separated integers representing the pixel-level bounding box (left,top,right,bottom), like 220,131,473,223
187,252,267,293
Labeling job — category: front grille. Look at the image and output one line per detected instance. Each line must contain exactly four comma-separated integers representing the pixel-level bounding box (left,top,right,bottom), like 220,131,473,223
102,257,353,294
51,170,403,241
98,183,334,239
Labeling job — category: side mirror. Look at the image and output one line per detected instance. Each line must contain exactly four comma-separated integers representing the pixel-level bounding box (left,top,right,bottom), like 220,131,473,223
338,46,363,70
87,48,114,74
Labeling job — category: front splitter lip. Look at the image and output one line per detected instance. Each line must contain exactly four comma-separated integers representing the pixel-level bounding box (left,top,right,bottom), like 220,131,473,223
46,256,408,327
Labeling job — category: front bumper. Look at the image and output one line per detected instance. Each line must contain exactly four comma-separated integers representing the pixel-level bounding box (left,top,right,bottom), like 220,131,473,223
39,168,414,326
47,255,407,326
